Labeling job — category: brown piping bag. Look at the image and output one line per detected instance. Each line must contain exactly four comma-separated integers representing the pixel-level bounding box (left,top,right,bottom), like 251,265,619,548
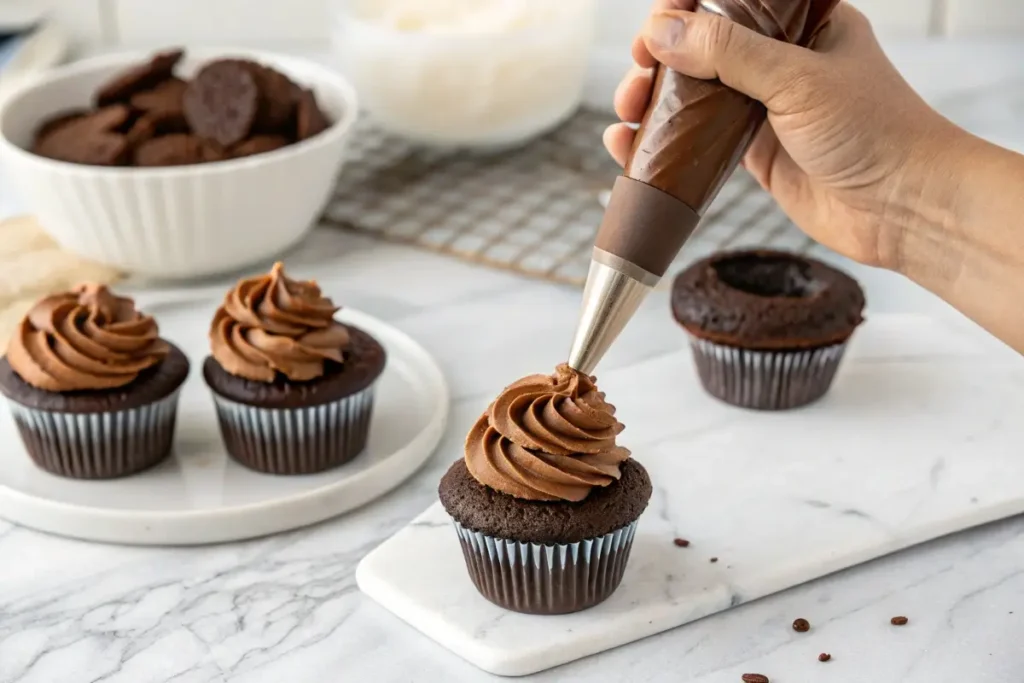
568,0,840,373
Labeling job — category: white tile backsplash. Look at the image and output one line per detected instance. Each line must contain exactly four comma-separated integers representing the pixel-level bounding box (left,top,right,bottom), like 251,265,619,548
946,0,1024,36
39,0,109,52
595,0,645,49
847,0,935,36
34,0,1024,52
112,0,330,47
595,0,936,44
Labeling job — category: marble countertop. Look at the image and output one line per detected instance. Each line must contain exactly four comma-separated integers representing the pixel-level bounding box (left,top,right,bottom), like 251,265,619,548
1,38,1023,683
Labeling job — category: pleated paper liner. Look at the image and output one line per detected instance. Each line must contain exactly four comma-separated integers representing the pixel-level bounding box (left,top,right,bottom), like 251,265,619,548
6,389,182,479
210,384,376,475
453,518,640,615
687,335,849,410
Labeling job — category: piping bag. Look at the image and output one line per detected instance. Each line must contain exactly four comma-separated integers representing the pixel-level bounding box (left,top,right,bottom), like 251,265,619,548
567,0,840,374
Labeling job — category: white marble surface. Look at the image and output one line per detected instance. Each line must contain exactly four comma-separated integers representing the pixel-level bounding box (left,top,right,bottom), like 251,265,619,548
358,314,1024,677
1,38,1024,683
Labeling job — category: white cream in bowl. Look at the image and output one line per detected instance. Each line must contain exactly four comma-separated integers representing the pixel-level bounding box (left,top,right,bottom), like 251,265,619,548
331,0,595,149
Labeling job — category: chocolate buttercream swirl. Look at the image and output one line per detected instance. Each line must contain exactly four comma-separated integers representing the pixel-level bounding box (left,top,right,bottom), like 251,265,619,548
465,364,631,502
210,262,350,383
6,283,169,392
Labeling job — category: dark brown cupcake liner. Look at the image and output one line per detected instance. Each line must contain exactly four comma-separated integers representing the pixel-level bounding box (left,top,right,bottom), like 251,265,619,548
452,518,640,615
687,335,849,410
5,390,182,479
209,383,376,475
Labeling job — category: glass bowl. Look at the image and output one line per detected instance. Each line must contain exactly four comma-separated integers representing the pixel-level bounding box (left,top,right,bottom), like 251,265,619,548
330,0,595,150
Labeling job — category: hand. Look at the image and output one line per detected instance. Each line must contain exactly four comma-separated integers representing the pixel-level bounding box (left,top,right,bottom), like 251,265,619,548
605,1,965,270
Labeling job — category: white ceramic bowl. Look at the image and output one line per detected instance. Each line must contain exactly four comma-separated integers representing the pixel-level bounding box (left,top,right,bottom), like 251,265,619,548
330,0,594,149
0,49,359,279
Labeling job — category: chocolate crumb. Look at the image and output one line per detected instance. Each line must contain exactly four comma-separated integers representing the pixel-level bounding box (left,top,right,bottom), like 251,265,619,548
792,618,810,633
673,538,690,548
818,653,831,662
741,675,769,683
710,557,719,563
891,616,909,626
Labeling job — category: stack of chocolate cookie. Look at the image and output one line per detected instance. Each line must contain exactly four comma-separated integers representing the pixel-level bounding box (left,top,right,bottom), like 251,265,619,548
31,49,332,167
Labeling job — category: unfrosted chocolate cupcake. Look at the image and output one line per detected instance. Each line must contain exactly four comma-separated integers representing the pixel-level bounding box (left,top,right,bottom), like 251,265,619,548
672,249,866,410
0,284,189,478
439,364,652,615
202,262,385,474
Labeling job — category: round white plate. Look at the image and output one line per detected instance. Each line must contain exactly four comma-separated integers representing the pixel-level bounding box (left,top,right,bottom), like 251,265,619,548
0,302,449,545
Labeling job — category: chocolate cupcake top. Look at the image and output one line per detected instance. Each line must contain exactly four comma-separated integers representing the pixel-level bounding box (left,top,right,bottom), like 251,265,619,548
210,262,350,383
5,284,169,392
464,364,631,503
672,249,866,350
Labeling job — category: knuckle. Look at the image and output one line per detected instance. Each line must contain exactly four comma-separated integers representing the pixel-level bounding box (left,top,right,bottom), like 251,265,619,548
767,58,827,110
777,67,818,97
837,4,877,43
702,14,738,60
844,4,872,29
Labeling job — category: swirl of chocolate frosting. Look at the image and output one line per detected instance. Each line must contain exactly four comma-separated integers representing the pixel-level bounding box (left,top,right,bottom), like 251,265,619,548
6,283,169,392
464,364,631,502
210,262,350,383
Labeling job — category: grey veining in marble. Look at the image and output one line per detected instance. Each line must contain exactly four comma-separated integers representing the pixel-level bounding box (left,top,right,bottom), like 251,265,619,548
2,38,1024,683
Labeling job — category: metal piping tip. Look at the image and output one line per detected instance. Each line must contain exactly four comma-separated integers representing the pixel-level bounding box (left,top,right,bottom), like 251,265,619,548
567,256,659,375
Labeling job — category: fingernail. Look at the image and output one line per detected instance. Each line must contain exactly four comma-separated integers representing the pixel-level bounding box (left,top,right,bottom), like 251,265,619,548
647,14,685,49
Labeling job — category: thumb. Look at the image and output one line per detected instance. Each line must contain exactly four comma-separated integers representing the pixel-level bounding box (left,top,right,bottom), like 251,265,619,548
642,10,821,111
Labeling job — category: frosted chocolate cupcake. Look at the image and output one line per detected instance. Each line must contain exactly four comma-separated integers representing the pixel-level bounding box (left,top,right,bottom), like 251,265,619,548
203,262,385,474
439,364,652,615
0,284,189,478
672,249,866,410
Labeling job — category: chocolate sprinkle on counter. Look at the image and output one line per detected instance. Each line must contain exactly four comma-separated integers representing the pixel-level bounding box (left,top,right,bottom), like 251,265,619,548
792,618,810,632
710,557,719,563
891,616,909,626
673,538,690,548
818,653,831,662
741,675,769,683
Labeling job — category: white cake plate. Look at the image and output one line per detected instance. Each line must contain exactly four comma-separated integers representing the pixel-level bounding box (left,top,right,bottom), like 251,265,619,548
357,314,1024,677
0,302,448,545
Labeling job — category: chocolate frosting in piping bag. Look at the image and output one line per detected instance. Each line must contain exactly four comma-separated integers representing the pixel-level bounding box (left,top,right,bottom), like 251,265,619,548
595,0,841,278
465,364,631,502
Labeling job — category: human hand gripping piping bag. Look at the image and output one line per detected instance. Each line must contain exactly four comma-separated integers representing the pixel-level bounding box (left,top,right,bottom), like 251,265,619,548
567,0,841,374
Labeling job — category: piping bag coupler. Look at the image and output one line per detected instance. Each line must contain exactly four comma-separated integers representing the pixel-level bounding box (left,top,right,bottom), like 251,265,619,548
567,0,841,375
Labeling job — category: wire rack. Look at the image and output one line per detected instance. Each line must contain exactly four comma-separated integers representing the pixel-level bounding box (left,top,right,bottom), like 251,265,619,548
321,109,813,287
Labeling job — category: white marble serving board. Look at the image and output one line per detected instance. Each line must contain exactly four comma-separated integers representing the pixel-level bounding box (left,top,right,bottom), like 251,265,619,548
357,314,1024,677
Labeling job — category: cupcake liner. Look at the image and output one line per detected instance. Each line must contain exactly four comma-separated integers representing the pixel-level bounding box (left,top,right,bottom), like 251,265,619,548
6,390,182,479
210,384,376,475
687,335,849,410
452,519,639,615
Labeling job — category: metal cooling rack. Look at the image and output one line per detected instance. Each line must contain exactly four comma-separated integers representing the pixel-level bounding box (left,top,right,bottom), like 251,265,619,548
321,109,813,287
